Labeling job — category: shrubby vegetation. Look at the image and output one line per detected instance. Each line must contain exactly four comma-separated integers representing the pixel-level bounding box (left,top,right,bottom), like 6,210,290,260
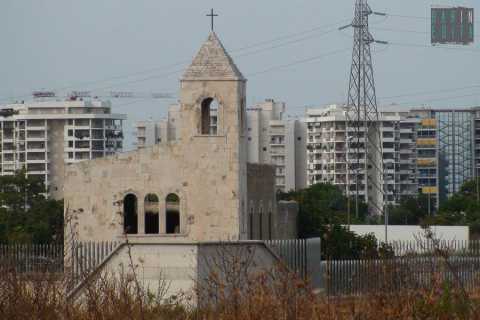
0,170,63,244
384,179,480,237
279,183,391,258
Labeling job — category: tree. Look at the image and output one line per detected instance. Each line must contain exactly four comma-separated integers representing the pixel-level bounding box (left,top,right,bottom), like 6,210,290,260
387,194,432,225
420,179,480,237
279,183,386,258
0,170,63,244
279,183,369,237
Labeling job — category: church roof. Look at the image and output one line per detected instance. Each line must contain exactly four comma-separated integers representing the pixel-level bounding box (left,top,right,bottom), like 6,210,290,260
182,32,245,81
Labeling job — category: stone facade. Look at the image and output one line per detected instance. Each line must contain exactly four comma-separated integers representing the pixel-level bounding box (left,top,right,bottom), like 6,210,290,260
64,32,297,244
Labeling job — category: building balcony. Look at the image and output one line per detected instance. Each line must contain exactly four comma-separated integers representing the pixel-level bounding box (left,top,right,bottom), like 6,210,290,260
27,148,46,153
26,159,48,164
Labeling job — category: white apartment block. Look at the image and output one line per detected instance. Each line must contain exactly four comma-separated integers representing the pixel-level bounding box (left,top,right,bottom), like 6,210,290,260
306,105,418,208
135,105,180,149
0,98,126,199
134,100,307,193
246,99,306,192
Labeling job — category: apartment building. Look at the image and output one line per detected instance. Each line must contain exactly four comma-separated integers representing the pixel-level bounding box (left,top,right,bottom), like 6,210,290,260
246,100,306,192
411,108,475,206
305,105,419,209
0,98,126,199
135,104,180,149
134,99,307,192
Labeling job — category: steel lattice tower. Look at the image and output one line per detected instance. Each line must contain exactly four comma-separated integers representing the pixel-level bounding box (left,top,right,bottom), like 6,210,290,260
342,0,387,217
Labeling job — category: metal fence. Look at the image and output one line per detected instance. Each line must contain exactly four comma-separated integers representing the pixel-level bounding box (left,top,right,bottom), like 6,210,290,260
0,242,120,285
0,244,63,273
3,239,480,297
68,241,121,288
324,240,480,296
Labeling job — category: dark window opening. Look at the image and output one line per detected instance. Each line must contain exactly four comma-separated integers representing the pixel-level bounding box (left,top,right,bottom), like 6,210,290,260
145,194,159,234
201,97,219,135
268,211,272,240
123,194,138,234
249,208,254,240
259,209,263,240
166,193,180,234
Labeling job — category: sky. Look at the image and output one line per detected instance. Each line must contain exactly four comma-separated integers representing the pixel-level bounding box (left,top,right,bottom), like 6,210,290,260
1,0,479,149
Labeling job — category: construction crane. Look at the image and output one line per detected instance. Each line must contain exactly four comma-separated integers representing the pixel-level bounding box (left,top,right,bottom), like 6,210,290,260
32,90,175,101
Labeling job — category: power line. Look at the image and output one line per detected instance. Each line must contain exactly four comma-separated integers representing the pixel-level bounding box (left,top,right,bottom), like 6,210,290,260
388,13,480,24
0,19,350,103
246,48,351,77
389,41,480,52
388,92,479,107
373,26,480,39
380,84,480,100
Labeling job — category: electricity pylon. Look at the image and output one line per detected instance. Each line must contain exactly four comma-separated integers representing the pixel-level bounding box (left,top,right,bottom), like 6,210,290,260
340,0,387,220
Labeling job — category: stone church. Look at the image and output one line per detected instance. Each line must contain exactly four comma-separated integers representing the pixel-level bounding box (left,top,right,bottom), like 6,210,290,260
64,31,297,245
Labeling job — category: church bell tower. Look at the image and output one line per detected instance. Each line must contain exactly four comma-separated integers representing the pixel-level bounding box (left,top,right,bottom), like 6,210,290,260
179,30,248,240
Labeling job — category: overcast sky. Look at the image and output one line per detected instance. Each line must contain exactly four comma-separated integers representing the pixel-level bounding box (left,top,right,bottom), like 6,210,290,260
1,0,479,149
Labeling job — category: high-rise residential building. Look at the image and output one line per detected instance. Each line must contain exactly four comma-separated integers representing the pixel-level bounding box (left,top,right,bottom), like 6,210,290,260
409,109,439,207
134,99,307,193
246,100,306,192
411,108,476,206
0,98,126,199
306,105,419,209
474,107,480,178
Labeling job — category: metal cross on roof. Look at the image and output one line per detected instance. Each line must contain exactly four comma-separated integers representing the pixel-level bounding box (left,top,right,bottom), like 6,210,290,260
206,8,218,31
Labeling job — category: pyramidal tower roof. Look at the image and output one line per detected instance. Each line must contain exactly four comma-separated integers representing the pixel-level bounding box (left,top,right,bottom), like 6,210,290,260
182,32,245,81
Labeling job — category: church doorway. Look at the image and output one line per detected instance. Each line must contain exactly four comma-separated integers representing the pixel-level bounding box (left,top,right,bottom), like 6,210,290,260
123,193,138,234
144,194,159,234
166,193,180,234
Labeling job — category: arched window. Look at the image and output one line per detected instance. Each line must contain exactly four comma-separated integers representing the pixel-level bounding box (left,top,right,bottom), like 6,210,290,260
144,194,159,234
123,194,138,234
201,98,219,135
166,193,180,234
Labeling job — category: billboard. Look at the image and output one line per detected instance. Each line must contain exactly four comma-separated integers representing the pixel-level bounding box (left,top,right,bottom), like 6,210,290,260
431,7,474,45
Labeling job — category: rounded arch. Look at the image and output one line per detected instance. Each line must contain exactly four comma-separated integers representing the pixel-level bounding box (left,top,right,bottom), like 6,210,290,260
166,193,180,234
123,193,138,234
200,97,219,135
144,193,159,234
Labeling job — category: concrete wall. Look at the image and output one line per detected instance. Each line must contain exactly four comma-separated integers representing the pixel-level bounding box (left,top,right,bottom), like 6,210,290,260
48,119,66,199
246,163,276,240
348,225,470,242
294,120,308,190
72,241,281,304
276,201,298,239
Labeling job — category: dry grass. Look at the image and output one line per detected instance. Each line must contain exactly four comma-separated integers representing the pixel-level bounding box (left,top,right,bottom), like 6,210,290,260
1,261,480,320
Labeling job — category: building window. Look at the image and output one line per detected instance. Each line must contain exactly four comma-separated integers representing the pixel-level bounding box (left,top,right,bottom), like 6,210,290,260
144,194,159,234
166,193,180,234
123,194,138,234
200,97,219,135
68,129,73,137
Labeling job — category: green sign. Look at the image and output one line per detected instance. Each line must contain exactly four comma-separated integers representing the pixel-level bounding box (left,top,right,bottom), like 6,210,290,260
431,7,474,45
